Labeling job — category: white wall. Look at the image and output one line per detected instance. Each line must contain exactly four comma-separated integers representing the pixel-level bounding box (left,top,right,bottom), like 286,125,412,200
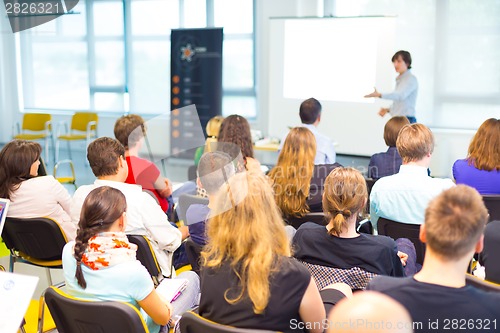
0,0,482,178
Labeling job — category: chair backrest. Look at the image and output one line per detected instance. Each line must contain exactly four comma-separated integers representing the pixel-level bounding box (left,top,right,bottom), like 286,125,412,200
285,212,327,230
465,274,500,293
179,311,278,333
188,165,197,181
483,195,500,222
71,112,98,132
377,217,426,265
1,217,67,261
185,237,203,274
127,235,162,285
299,260,377,290
22,113,52,132
177,194,209,223
45,286,149,333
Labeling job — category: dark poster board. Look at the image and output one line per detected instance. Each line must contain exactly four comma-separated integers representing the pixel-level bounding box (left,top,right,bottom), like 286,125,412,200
170,28,223,159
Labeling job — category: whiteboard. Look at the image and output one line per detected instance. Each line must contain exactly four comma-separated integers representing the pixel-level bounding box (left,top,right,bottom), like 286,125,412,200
267,16,398,156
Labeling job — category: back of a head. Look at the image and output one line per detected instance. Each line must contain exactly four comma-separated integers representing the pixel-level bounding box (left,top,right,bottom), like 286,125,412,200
327,291,413,333
396,123,434,163
384,116,410,147
0,140,42,199
424,185,488,260
206,171,290,259
269,127,316,218
299,98,322,124
87,137,125,178
113,114,145,150
197,151,236,195
467,118,500,171
204,116,225,153
74,186,127,288
391,50,412,69
217,114,254,158
322,167,367,236
203,171,291,314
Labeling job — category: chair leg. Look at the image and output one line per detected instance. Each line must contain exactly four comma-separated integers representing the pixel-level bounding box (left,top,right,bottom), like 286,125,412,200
9,254,14,272
66,140,72,160
37,291,46,333
45,268,53,286
55,139,60,163
44,138,50,165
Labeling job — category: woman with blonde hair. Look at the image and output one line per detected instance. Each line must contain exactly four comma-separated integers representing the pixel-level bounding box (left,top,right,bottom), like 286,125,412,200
453,118,500,194
293,167,407,277
194,115,224,166
199,171,350,332
269,127,340,221
269,127,315,220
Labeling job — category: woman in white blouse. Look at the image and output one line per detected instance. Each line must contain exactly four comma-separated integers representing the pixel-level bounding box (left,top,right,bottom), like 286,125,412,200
0,140,76,240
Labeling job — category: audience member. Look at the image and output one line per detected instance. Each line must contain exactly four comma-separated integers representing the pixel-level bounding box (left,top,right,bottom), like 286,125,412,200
479,220,500,284
453,118,500,194
0,140,75,239
217,114,261,173
114,114,173,214
70,137,185,277
293,167,407,278
186,151,236,245
63,186,199,333
370,123,454,229
368,185,500,332
368,116,410,180
327,291,412,333
194,115,224,166
199,171,350,333
280,98,336,164
270,127,341,220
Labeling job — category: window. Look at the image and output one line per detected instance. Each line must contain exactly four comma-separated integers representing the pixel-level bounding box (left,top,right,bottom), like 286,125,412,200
19,0,256,118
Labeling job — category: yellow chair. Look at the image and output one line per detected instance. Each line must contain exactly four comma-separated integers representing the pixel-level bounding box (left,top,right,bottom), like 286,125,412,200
53,160,77,190
55,112,98,162
14,113,54,163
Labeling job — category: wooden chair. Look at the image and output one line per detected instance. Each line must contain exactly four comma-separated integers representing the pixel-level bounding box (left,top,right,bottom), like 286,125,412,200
377,217,426,265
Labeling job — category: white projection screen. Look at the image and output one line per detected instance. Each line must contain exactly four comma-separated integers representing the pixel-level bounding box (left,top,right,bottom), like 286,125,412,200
267,16,397,156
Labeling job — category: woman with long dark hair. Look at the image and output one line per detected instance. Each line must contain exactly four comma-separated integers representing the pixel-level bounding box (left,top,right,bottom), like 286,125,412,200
0,139,75,239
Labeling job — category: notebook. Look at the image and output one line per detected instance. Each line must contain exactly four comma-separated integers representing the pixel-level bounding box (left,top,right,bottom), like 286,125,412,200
0,198,10,237
155,278,189,303
0,271,39,333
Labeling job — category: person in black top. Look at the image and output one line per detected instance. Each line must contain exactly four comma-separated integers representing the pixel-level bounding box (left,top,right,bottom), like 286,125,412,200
293,167,406,277
479,220,500,284
199,171,350,333
368,185,500,332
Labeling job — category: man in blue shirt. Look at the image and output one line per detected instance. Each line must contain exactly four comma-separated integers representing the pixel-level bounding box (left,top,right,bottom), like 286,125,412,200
365,50,418,124
370,123,454,229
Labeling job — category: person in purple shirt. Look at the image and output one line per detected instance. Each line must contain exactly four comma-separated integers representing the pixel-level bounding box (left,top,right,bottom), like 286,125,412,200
368,116,409,180
453,118,500,194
